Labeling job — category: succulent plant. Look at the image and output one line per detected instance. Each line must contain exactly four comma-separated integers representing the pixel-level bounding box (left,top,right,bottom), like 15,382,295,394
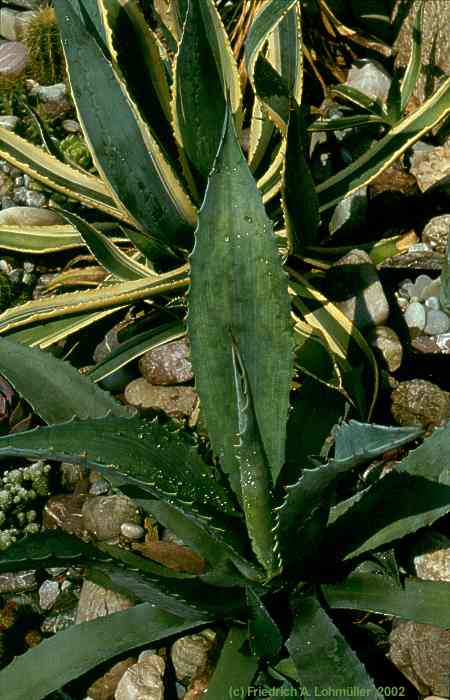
0,462,51,550
22,6,66,86
58,133,94,172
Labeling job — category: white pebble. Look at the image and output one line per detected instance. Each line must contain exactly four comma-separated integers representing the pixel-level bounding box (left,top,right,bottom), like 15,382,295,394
404,302,426,331
411,274,433,299
424,296,440,310
424,310,450,336
120,522,145,540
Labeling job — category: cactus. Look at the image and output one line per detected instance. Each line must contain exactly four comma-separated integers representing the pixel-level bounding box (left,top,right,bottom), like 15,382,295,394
22,6,65,86
59,134,94,172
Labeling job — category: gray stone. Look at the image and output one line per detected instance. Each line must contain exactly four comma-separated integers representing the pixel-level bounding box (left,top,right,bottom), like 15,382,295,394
328,187,367,238
124,379,198,419
326,249,389,329
25,190,47,208
389,620,450,697
93,327,120,364
31,82,71,117
13,185,27,204
0,570,36,592
410,274,434,299
115,653,165,700
139,337,193,386
0,115,18,131
404,301,427,332
394,0,450,103
424,309,450,335
82,495,141,541
367,326,403,371
0,172,13,198
425,296,441,310
422,215,450,254
38,579,60,610
1,0,46,8
0,40,28,78
76,580,133,624
60,462,88,491
0,205,64,225
41,608,76,634
345,60,391,102
89,479,110,496
410,146,450,192
171,631,216,686
62,119,81,133
0,8,35,42
410,532,450,582
391,379,450,428
422,278,442,300
14,175,24,187
120,522,145,540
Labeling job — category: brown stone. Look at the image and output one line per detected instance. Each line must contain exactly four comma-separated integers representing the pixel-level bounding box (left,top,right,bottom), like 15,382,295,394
132,540,206,574
87,658,136,700
368,162,418,198
138,337,193,385
410,147,450,193
76,580,134,624
82,495,141,542
115,653,165,700
124,378,198,419
0,40,28,78
43,493,87,537
391,379,450,428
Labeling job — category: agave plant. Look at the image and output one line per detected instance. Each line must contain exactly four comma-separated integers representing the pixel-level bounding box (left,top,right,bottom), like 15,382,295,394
0,99,449,697
0,0,449,414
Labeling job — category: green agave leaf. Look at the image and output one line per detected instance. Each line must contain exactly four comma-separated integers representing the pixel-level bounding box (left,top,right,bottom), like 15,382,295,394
230,335,279,576
309,114,387,131
205,626,259,699
399,0,424,114
58,209,151,281
87,322,185,383
188,110,293,494
21,102,76,169
317,76,450,212
282,104,319,252
287,593,382,698
0,224,87,254
0,126,124,221
246,587,283,660
324,422,450,560
293,322,343,393
0,530,111,572
0,603,199,700
267,0,303,106
0,338,129,422
323,573,450,629
329,85,385,117
172,0,226,179
333,420,423,460
54,0,196,248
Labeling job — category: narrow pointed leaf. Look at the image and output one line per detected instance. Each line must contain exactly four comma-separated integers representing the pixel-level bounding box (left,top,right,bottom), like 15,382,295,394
400,1,424,114
333,420,423,460
0,224,90,254
188,111,293,493
0,603,199,700
246,587,283,660
0,338,128,422
330,85,385,117
205,626,259,700
287,594,382,698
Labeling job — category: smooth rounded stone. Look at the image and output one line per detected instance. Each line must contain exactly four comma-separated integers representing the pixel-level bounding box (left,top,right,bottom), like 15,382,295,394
0,40,28,78
25,190,47,208
425,296,441,310
0,7,35,42
76,580,134,624
31,82,71,117
82,495,141,541
63,119,81,133
0,206,63,226
0,570,36,592
422,215,450,254
328,187,367,238
367,326,403,371
124,379,198,419
424,309,450,335
326,249,389,329
115,653,165,700
422,276,442,299
345,59,391,102
38,580,60,610
389,621,450,697
138,337,193,386
0,115,18,131
87,658,136,700
99,367,135,394
171,631,216,686
410,274,433,299
120,522,145,540
93,326,120,364
391,379,450,429
43,493,87,536
2,0,46,8
404,301,426,331
410,146,450,193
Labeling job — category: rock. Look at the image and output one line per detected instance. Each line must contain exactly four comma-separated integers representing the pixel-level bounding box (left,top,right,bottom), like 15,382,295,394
89,479,110,496
0,40,28,78
171,630,216,686
38,579,60,610
93,327,121,363
369,161,418,197
88,658,136,700
0,172,13,198
379,251,444,271
345,59,391,102
76,580,134,624
425,296,441,310
389,620,450,697
0,115,18,131
328,187,368,239
404,302,427,332
82,495,141,541
326,249,390,329
422,215,450,254
0,570,36,593
124,379,198,419
424,309,450,335
43,493,87,536
0,206,64,226
0,8,35,42
30,82,71,117
63,119,81,133
138,337,193,385
60,462,88,491
115,652,165,700
367,326,403,371
409,274,435,299
41,608,76,634
410,147,450,192
394,0,450,103
120,522,145,540
391,379,450,428
409,532,450,582
1,0,46,8
25,190,47,208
